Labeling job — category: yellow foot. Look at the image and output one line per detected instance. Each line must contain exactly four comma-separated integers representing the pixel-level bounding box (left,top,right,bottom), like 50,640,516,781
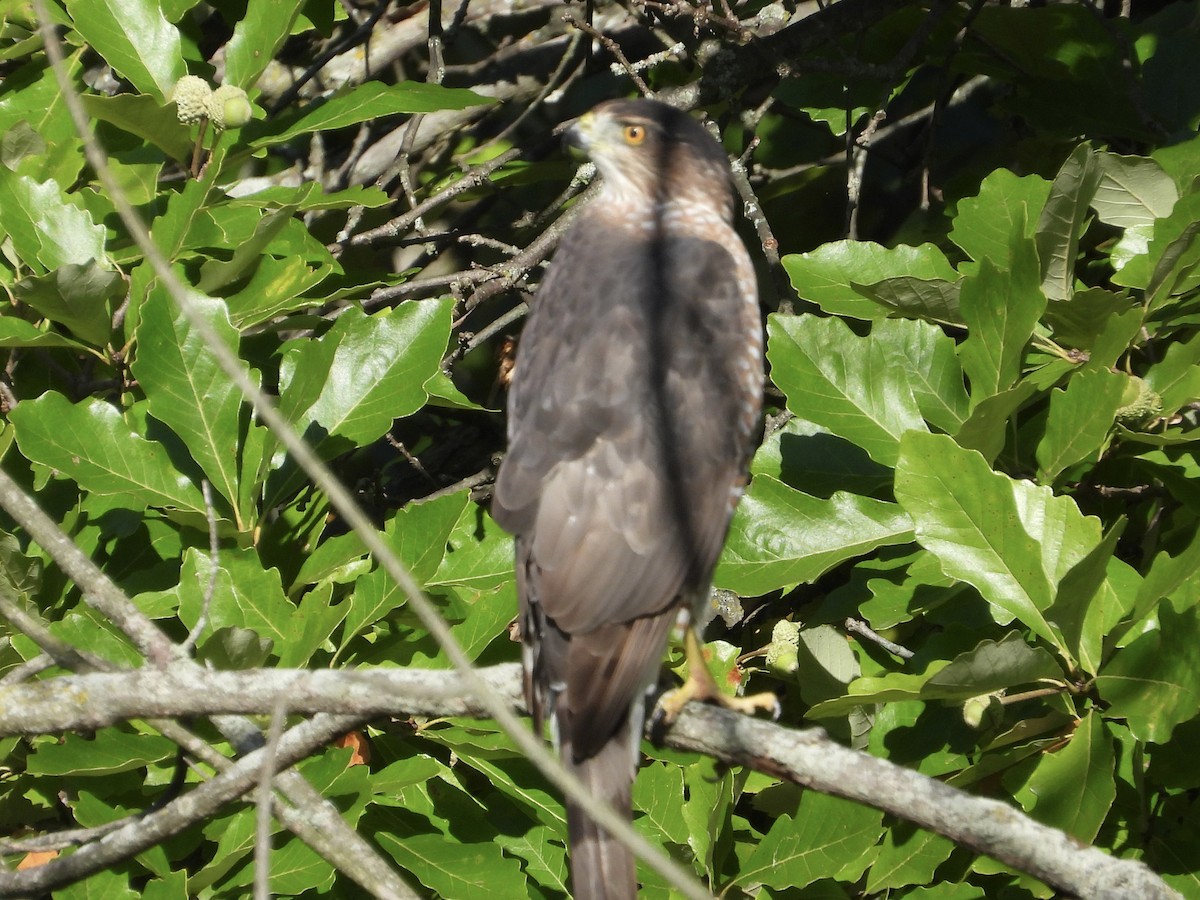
652,627,780,729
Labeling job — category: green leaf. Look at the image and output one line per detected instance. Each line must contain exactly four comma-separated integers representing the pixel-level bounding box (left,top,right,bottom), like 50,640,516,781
14,261,122,347
895,432,1105,656
27,729,175,776
174,548,295,655
376,832,528,899
494,825,568,893
0,49,85,187
0,169,107,274
1118,528,1200,645
767,314,928,466
276,581,347,668
197,206,298,293
750,417,892,499
1036,143,1103,302
1035,368,1127,482
230,182,392,212
82,93,194,163
225,253,336,328
924,632,1062,696
10,394,206,514
223,0,305,90
865,825,955,893
132,290,254,529
55,869,139,900
1096,605,1200,743
951,168,1051,270
250,82,492,149
879,317,969,434
1114,191,1200,292
953,380,1039,464
782,241,959,320
810,632,1061,717
958,216,1047,402
1042,287,1137,354
64,0,185,102
1091,151,1178,228
297,299,453,450
431,500,514,591
852,276,964,326
740,793,883,890
633,761,689,845
1010,711,1115,842
715,475,913,596
342,491,469,647
1046,524,1132,674
1145,331,1200,415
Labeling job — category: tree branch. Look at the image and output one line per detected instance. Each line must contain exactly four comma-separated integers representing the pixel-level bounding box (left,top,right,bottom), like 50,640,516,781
0,665,1180,900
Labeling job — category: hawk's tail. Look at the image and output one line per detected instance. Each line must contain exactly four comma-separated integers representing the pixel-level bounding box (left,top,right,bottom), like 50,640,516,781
563,717,638,900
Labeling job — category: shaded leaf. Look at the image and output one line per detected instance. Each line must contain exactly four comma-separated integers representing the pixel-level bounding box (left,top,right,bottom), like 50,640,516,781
852,276,963,326
1097,605,1200,742
82,93,194,163
1036,143,1103,302
13,262,121,347
715,475,913,596
810,632,1061,717
1010,711,1115,842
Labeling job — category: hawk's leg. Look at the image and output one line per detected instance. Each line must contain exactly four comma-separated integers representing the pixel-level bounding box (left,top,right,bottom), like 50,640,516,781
652,627,779,728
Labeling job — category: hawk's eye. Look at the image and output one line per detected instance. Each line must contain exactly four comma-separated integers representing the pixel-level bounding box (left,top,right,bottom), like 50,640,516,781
622,124,646,145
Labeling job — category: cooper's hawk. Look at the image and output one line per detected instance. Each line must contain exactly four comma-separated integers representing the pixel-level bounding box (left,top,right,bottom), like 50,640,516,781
492,98,764,899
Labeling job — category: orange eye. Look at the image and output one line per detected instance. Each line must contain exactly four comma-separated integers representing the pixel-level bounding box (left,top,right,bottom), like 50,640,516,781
622,124,646,145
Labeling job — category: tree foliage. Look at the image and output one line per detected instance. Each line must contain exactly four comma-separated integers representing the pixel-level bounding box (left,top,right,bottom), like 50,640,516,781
0,0,1199,897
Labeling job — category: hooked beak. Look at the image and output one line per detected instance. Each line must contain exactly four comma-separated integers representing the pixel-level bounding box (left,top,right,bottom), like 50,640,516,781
563,111,594,160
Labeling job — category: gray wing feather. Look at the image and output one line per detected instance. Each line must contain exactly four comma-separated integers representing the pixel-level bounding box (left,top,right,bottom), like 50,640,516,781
493,216,759,757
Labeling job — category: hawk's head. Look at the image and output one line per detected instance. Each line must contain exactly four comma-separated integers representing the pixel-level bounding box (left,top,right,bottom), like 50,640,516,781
566,98,734,219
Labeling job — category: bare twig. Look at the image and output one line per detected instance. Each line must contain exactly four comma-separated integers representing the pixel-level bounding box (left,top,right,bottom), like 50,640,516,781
844,617,914,661
254,699,290,900
180,479,220,657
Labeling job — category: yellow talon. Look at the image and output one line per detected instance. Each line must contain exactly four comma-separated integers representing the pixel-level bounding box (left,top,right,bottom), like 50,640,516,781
654,627,780,727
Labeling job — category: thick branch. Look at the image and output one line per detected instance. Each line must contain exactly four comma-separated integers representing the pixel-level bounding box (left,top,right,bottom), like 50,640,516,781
0,665,1179,900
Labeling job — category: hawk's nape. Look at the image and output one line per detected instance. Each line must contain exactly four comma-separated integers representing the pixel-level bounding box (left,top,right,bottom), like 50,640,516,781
491,98,763,899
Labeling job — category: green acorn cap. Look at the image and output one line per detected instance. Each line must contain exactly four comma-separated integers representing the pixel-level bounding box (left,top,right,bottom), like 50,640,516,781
171,75,212,125
207,84,253,130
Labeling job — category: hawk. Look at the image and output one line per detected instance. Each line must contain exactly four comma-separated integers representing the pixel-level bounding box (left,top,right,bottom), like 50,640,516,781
492,98,765,899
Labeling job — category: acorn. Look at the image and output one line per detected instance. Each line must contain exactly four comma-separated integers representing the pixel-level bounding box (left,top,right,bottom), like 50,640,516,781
171,75,212,125
207,84,253,130
1115,375,1163,428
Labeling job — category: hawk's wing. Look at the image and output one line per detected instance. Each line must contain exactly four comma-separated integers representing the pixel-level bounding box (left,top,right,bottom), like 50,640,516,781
493,216,761,756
